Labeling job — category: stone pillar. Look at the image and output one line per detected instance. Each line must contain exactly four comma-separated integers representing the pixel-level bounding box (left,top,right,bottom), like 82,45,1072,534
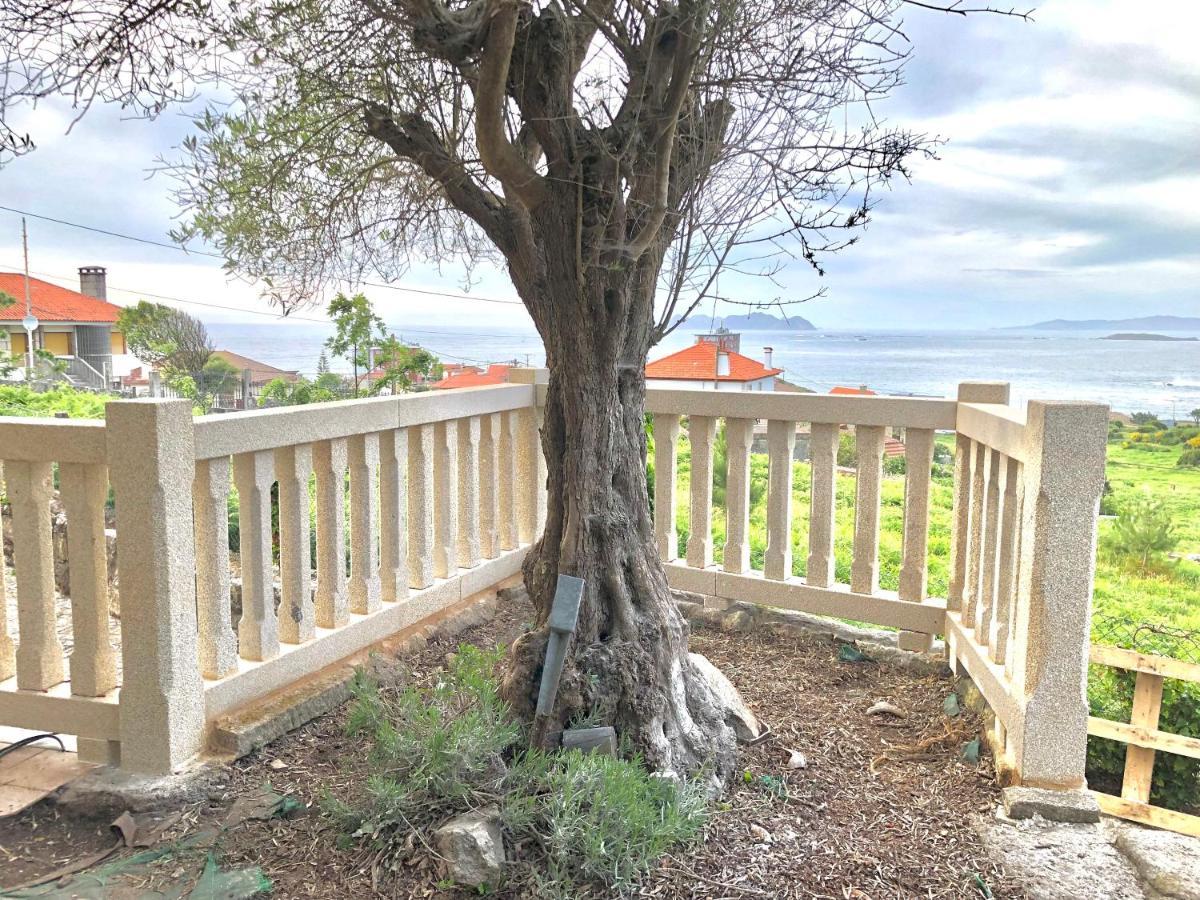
456,416,482,568
408,424,435,588
806,423,838,588
347,432,382,614
948,382,1009,612
313,438,349,628
0,465,13,681
850,424,885,595
764,419,796,581
275,443,315,642
1009,400,1107,789
653,414,681,562
722,418,754,575
687,416,717,569
193,456,238,677
479,414,501,559
432,419,459,579
7,460,65,690
379,428,410,601
107,399,205,774
898,427,935,652
508,368,549,543
233,450,279,660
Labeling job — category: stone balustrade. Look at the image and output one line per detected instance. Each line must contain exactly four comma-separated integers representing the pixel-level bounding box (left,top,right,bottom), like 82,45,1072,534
0,374,1106,789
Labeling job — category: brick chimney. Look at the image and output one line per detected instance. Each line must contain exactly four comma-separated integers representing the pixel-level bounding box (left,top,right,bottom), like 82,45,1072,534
763,346,774,369
78,266,107,300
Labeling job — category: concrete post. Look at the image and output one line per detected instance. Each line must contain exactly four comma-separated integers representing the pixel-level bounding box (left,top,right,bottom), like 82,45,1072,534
241,368,253,410
106,399,205,774
148,369,161,398
1009,400,1108,789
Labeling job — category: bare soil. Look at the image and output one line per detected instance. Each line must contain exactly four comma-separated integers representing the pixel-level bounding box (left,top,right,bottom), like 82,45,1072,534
0,595,1021,899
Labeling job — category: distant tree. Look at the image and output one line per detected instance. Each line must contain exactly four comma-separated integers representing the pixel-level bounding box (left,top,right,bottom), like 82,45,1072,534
325,293,383,398
117,301,213,375
1108,494,1178,572
258,375,338,407
316,350,331,375
368,336,440,395
1191,408,1200,426
1131,412,1165,428
165,355,239,412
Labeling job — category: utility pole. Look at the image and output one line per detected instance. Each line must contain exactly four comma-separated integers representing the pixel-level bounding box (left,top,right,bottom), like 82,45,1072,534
21,217,38,373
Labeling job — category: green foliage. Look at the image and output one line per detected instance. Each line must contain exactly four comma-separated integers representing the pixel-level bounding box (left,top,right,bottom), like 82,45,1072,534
1104,494,1179,572
883,454,906,476
258,374,341,406
1191,408,1200,426
837,431,855,467
1131,412,1165,428
502,750,706,899
368,335,440,395
0,384,108,418
326,644,706,897
167,355,241,412
1087,666,1200,811
117,300,213,375
326,293,384,397
1178,449,1200,469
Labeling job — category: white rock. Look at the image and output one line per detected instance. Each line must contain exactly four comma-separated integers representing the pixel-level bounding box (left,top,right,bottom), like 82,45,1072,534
687,652,762,742
787,749,808,769
433,806,505,888
866,700,905,718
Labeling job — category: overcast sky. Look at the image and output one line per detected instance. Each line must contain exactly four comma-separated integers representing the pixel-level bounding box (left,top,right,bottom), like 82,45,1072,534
0,0,1197,332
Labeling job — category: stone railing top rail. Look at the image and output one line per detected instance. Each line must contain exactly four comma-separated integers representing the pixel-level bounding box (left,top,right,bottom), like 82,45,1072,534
0,416,108,464
643,386,958,430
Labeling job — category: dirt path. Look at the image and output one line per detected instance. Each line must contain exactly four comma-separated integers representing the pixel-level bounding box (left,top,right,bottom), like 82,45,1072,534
0,595,1021,898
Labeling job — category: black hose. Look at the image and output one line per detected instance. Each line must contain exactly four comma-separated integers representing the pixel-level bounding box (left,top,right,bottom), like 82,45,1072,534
0,732,65,758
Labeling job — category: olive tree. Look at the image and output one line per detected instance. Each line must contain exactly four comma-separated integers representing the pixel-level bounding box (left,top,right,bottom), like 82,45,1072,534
0,0,1025,777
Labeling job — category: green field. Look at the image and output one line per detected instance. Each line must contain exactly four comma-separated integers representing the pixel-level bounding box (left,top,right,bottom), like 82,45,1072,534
665,426,1200,641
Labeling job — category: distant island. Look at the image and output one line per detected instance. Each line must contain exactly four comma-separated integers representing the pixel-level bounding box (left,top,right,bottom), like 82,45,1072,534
1101,333,1199,342
1004,315,1200,332
680,311,816,331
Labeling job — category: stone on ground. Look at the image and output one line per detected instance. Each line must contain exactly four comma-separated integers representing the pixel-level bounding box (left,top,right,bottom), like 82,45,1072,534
433,806,505,888
1002,785,1101,824
686,652,761,742
562,726,617,756
1112,821,1200,900
977,817,1150,900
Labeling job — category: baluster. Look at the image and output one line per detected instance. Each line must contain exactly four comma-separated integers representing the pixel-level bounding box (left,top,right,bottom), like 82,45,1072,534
233,450,278,661
433,420,460,579
897,428,935,652
348,433,382,615
313,438,349,628
851,425,885,595
380,428,410,601
947,436,974,612
653,414,681,562
806,423,838,587
193,457,237,678
978,448,1003,641
764,419,796,581
408,424,435,588
722,418,753,574
479,414,501,559
687,416,717,569
7,460,65,690
0,464,13,680
275,444,314,642
457,416,482,568
59,462,116,696
517,404,546,543
991,456,1022,665
962,441,988,629
498,412,520,551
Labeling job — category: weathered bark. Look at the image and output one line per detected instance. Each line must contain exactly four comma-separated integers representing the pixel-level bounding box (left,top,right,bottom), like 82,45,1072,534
499,192,741,781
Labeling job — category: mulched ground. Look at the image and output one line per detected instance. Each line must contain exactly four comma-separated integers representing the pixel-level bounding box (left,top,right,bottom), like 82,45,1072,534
0,595,1023,899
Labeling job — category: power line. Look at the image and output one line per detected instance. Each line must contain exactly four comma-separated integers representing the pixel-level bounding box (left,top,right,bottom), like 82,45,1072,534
0,204,524,306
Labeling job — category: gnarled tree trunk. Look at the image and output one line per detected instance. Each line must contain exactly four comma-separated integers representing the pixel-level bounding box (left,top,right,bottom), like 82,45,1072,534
499,198,743,780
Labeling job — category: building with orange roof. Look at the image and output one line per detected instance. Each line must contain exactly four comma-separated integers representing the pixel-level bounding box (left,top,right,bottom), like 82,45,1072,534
829,385,876,396
0,267,126,377
645,335,782,392
431,363,513,390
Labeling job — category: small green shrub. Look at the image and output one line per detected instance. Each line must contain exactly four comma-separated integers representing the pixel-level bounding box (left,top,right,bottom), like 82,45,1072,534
502,750,706,898
0,384,109,418
326,644,707,897
1178,449,1200,469
883,454,906,476
1104,494,1178,571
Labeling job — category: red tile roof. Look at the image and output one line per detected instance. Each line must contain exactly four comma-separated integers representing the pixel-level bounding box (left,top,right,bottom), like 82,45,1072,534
210,350,299,385
432,363,513,390
0,274,123,323
830,385,876,396
645,341,782,383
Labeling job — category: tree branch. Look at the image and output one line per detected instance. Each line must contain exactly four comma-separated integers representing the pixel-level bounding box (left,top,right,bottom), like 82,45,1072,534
474,0,548,209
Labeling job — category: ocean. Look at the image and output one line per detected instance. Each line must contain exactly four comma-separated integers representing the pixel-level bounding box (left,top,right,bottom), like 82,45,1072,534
206,322,1200,421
